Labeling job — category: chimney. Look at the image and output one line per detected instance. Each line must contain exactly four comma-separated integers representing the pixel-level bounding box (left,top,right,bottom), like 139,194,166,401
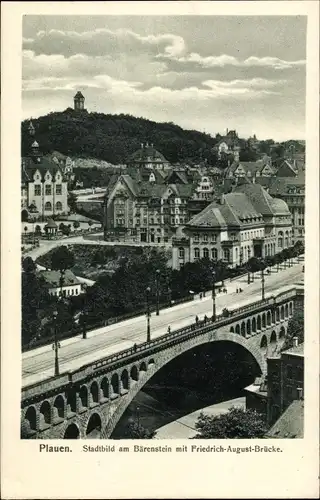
297,387,303,400
293,336,298,347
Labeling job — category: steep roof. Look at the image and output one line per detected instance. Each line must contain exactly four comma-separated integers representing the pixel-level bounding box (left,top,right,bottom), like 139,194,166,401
39,269,81,288
74,91,84,99
225,192,262,220
232,183,276,216
128,144,168,164
265,400,304,438
21,156,65,182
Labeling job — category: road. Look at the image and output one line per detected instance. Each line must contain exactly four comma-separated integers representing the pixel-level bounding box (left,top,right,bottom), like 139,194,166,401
22,263,303,387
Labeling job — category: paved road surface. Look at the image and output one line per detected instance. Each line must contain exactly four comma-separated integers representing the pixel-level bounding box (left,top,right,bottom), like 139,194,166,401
22,263,303,387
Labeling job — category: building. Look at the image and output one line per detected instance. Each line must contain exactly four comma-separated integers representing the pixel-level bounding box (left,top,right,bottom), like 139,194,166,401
257,172,305,245
21,135,69,220
214,129,241,160
172,183,292,270
46,151,75,185
127,143,170,170
104,174,193,243
74,91,85,111
39,269,82,297
224,157,275,181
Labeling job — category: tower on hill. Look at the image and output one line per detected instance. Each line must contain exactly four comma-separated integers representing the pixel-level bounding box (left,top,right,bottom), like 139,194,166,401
74,91,85,111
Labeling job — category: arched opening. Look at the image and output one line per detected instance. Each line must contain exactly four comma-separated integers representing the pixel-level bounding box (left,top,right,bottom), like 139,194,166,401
271,309,275,324
24,406,37,432
86,413,102,439
241,322,246,337
148,359,155,366
101,378,109,399
279,326,286,339
140,362,147,372
56,201,63,211
289,302,293,316
246,319,251,336
111,339,263,439
260,335,268,350
230,326,234,333
285,304,289,318
235,324,240,335
90,381,99,404
262,313,266,328
121,369,129,391
44,201,52,212
276,308,280,322
111,373,119,396
66,389,77,414
130,366,139,382
252,317,256,333
270,331,277,344
79,385,88,408
257,315,261,331
21,209,29,222
267,311,271,326
53,395,65,419
64,423,80,439
280,306,284,320
39,401,51,427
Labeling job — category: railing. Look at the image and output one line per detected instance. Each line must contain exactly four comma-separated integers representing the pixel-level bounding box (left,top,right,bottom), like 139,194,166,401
22,295,195,352
22,287,300,399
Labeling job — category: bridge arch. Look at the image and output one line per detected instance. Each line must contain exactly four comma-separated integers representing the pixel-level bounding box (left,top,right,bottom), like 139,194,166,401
260,335,268,350
279,326,286,339
22,406,37,435
53,395,65,419
86,413,102,439
121,369,129,391
39,400,51,428
79,385,88,408
130,365,139,382
90,381,99,404
257,315,261,331
64,423,80,439
101,377,109,399
270,330,277,344
252,317,256,333
103,330,266,438
235,324,240,335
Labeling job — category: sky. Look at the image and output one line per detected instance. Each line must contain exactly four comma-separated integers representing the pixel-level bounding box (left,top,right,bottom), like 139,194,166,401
22,15,307,141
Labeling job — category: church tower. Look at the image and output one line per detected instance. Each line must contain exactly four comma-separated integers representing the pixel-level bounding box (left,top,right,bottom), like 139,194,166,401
74,91,85,111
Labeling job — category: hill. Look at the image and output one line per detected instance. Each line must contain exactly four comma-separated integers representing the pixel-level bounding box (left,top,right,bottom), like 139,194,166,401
21,109,220,166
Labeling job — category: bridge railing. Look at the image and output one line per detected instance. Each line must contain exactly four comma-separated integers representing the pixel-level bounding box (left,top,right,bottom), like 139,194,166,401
22,286,301,398
71,287,299,375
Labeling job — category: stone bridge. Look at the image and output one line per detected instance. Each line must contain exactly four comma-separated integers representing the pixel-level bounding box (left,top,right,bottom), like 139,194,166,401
21,286,303,440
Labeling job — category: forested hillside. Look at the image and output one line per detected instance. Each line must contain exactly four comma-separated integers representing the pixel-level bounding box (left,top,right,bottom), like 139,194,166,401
21,109,220,165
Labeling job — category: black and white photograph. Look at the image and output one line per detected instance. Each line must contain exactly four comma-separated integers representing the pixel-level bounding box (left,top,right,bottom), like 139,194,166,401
19,13,308,441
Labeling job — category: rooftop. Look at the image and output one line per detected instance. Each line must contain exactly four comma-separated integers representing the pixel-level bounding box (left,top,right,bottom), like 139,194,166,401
265,400,304,438
39,269,81,288
282,342,304,357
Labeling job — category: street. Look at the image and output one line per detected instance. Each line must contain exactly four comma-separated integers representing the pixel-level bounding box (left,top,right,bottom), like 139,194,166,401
22,263,303,387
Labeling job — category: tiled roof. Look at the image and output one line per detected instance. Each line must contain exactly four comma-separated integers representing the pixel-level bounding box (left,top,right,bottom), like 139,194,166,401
39,269,81,288
128,145,168,164
74,91,84,98
225,192,262,220
21,156,65,182
232,183,276,216
265,400,304,438
282,342,304,357
264,175,305,197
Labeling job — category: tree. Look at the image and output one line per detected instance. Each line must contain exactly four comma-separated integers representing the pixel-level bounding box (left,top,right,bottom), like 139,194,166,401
122,421,156,439
193,407,267,439
61,225,71,236
59,222,65,231
68,192,78,213
281,310,304,351
22,256,37,274
35,224,42,235
73,220,80,230
50,245,75,272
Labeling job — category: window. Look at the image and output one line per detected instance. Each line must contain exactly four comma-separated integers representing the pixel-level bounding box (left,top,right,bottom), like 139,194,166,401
55,201,62,211
56,184,62,195
194,247,200,259
44,201,52,211
211,248,218,260
34,185,41,196
45,185,52,196
179,247,185,259
203,247,209,259
223,248,230,262
203,234,208,243
278,231,283,248
194,234,199,243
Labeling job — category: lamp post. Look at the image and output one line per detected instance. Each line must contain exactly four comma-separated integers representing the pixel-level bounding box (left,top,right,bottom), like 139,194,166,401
146,286,151,342
211,270,216,321
52,310,60,376
261,266,265,301
155,269,160,316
